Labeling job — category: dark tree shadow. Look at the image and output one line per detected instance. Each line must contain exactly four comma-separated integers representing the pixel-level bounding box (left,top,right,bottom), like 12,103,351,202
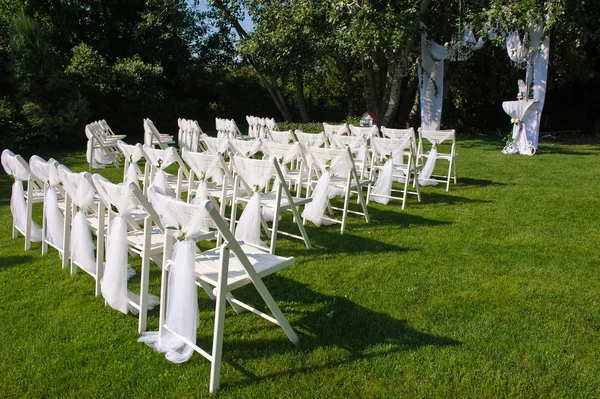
0,255,35,270
210,276,461,390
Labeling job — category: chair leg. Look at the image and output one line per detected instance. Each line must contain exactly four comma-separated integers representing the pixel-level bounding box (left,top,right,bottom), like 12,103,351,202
95,203,106,297
138,219,152,333
340,176,352,235
446,160,452,192
24,182,33,251
209,245,230,393
62,196,71,269
251,276,299,345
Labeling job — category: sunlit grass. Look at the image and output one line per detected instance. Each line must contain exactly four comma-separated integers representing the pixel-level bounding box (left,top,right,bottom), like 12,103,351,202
1,135,599,397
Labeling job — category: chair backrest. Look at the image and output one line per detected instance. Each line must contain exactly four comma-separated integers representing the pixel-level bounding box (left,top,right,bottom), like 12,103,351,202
295,131,327,148
349,124,379,139
231,156,275,194
262,141,303,165
2,150,44,191
141,144,189,178
323,122,349,136
57,165,96,210
268,130,295,144
229,138,262,157
181,147,223,183
381,126,415,141
417,129,456,156
201,134,231,155
304,146,354,177
29,155,62,190
370,136,414,164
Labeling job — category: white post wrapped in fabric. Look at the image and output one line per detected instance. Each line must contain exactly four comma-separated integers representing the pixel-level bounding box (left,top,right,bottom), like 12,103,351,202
1,150,44,250
417,129,457,191
139,189,298,392
29,155,65,255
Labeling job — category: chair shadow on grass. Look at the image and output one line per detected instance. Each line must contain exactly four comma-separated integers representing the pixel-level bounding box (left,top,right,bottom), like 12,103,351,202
216,276,461,390
413,192,493,207
457,177,508,187
0,255,35,270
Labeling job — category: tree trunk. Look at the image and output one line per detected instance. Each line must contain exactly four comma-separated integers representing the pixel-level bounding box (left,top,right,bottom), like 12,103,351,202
396,73,418,127
381,0,432,126
334,56,354,117
295,71,310,122
209,0,293,121
407,85,420,127
363,61,380,119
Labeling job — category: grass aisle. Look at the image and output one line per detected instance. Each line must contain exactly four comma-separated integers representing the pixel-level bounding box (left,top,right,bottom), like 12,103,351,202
1,135,599,398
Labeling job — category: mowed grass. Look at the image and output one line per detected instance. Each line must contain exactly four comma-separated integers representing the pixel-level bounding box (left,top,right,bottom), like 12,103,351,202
1,135,600,398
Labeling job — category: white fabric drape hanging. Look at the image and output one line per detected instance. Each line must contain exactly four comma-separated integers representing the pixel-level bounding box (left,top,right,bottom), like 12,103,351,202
29,156,63,248
118,141,144,187
142,145,179,195
1,150,43,242
301,150,351,226
418,131,454,186
93,176,159,315
504,20,550,151
369,138,411,204
420,23,485,130
58,166,96,273
139,189,211,363
182,148,223,205
232,157,274,247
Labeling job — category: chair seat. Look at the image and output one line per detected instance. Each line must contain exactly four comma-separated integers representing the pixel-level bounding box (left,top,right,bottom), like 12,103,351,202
194,243,295,291
260,191,311,210
127,227,166,254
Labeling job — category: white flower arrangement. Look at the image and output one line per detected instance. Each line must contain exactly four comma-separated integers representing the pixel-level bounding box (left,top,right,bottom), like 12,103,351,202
511,118,521,125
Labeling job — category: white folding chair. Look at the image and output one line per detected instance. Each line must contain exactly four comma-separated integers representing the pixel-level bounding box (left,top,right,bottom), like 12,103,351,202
349,124,380,139
98,120,127,140
181,148,234,224
178,119,203,151
367,136,421,209
323,122,350,136
29,156,67,257
144,118,175,149
229,137,262,157
138,190,298,392
381,126,416,143
325,133,370,178
85,121,122,170
417,129,457,191
1,149,44,250
301,146,370,234
267,130,296,144
141,145,190,199
200,134,232,155
117,141,145,188
262,141,306,193
229,155,312,254
92,174,182,332
58,165,104,294
294,130,327,148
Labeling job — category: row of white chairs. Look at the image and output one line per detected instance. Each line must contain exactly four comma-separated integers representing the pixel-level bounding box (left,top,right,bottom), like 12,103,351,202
2,148,303,392
85,120,126,170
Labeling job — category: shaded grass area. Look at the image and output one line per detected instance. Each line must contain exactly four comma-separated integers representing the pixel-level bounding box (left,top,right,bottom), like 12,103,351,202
1,135,600,397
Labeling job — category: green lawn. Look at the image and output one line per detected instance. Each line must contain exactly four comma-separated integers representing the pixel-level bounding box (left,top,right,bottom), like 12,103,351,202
1,135,600,398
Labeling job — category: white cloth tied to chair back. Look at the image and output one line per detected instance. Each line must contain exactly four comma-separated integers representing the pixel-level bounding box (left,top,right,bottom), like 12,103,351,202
301,147,352,226
140,188,213,363
58,166,96,273
92,175,158,314
142,145,178,194
230,138,262,157
30,155,64,248
182,148,224,201
201,134,231,155
117,141,144,187
323,122,349,136
370,137,412,204
418,130,455,186
85,123,113,167
232,156,275,246
269,130,294,144
295,131,327,148
1,150,43,242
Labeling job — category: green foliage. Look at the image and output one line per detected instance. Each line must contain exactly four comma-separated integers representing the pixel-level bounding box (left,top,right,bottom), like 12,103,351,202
277,121,324,133
8,12,90,146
